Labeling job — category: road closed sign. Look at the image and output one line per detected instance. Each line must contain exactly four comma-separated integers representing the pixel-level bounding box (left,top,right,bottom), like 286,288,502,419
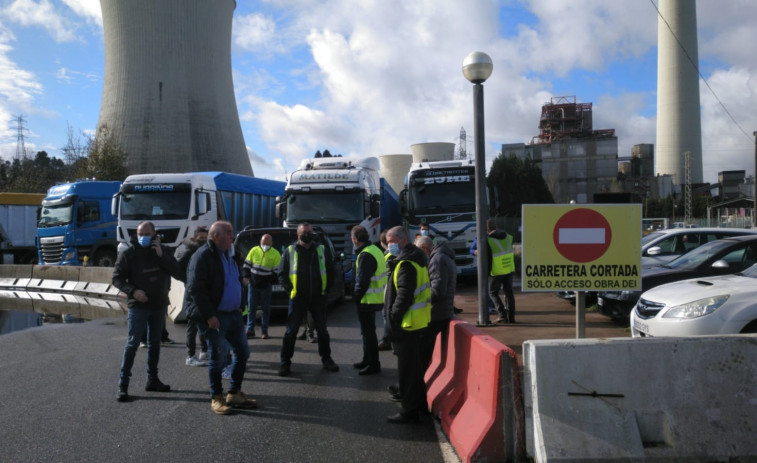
521,204,641,292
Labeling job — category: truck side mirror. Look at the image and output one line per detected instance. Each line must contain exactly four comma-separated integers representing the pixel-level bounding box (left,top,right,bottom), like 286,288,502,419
197,192,208,215
111,194,119,217
275,196,285,220
400,189,408,216
370,196,380,218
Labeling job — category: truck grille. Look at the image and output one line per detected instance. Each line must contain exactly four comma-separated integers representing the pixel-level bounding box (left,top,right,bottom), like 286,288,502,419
635,298,664,319
39,236,64,264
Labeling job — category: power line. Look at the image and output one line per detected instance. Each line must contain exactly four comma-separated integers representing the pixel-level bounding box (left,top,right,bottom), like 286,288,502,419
650,0,753,142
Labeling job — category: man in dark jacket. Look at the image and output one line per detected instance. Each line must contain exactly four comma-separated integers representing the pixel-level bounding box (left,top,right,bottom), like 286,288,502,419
351,225,386,376
415,235,456,370
113,221,181,402
277,223,339,377
383,226,431,424
185,221,257,415
174,226,208,367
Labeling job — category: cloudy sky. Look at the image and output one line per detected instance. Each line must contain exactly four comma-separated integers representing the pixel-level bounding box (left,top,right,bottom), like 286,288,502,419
1,0,756,185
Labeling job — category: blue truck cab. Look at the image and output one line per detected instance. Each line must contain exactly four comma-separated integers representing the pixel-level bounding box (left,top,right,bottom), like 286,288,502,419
37,180,122,266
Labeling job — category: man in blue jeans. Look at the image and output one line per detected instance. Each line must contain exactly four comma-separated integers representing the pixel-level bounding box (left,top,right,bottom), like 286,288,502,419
185,221,258,415
113,221,181,402
243,233,280,339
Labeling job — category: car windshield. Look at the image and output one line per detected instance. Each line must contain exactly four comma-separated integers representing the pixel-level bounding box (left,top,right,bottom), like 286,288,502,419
664,239,736,270
738,263,757,278
641,231,665,247
38,202,73,227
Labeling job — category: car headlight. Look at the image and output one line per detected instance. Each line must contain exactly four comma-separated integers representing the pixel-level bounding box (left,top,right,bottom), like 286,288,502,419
662,295,730,319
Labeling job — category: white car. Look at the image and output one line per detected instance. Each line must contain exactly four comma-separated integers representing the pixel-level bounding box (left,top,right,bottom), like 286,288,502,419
630,264,757,337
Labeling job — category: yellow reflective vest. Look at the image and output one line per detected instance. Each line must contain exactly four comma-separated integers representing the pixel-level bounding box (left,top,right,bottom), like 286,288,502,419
393,260,431,331
287,244,327,298
488,234,515,276
356,244,387,305
245,246,281,278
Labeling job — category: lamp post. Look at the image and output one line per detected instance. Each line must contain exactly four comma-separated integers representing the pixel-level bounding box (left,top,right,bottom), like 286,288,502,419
463,51,493,327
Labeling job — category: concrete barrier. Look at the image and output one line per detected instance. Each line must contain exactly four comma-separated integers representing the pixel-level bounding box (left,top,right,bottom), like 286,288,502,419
524,336,757,462
426,319,526,462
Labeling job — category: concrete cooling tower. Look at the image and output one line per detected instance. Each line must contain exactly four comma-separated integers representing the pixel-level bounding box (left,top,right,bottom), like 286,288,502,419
655,0,703,184
410,142,455,163
97,0,253,176
379,154,412,194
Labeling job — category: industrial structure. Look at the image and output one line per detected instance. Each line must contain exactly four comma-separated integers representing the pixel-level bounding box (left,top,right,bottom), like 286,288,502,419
655,0,703,185
503,96,618,204
97,0,252,176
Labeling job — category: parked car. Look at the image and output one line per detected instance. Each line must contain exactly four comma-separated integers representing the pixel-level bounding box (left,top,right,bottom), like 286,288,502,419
555,228,756,308
598,234,757,320
639,227,757,269
233,226,346,310
631,264,757,337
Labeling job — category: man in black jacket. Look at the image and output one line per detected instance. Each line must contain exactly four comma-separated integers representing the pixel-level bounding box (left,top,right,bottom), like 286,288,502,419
175,226,209,367
277,223,339,377
114,221,181,402
185,221,257,415
383,226,431,424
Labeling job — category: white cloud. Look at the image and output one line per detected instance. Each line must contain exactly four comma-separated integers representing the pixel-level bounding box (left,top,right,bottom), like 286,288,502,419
2,0,79,42
233,12,282,53
0,25,43,140
61,0,102,27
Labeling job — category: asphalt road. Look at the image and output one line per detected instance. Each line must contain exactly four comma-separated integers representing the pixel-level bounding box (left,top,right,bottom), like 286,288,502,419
0,299,445,463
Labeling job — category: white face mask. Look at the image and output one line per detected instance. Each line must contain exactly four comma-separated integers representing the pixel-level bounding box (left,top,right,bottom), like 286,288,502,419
261,244,271,252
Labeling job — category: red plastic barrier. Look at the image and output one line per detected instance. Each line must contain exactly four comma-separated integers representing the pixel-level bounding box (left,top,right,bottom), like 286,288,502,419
425,320,525,463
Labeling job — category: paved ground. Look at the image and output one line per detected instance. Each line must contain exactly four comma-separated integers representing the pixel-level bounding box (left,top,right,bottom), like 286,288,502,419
0,280,628,463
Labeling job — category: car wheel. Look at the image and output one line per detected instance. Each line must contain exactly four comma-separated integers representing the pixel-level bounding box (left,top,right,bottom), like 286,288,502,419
740,321,757,334
93,249,117,267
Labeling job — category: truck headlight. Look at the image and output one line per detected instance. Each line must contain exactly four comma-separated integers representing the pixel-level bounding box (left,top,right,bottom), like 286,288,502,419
63,250,77,261
662,295,730,319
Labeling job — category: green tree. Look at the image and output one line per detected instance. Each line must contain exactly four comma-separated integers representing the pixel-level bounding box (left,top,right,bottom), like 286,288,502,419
487,153,554,217
0,152,67,193
73,125,128,181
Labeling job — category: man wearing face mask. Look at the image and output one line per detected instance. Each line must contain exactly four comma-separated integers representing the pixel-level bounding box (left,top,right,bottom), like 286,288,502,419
416,222,434,241
277,223,339,376
113,221,181,402
175,226,210,367
243,234,281,339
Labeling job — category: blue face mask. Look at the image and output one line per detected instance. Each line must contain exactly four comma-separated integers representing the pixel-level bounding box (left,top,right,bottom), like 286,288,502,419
387,243,400,256
138,235,152,248
420,229,429,236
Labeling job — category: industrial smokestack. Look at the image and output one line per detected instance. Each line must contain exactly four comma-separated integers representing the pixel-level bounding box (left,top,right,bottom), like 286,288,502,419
97,0,253,176
655,0,703,184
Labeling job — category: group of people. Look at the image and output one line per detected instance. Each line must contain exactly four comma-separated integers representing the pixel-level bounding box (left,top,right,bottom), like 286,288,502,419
111,218,515,421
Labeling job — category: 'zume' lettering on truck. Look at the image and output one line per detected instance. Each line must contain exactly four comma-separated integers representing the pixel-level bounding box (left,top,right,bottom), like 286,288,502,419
423,175,470,184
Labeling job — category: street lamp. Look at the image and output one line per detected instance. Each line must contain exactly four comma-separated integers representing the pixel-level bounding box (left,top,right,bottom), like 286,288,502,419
463,51,493,327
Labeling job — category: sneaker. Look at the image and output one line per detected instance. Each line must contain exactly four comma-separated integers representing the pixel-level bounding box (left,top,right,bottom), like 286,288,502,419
145,378,171,392
116,385,130,402
221,365,232,379
278,363,291,377
198,351,209,361
308,335,318,344
211,395,232,415
161,337,176,345
226,390,258,409
139,342,148,349
494,317,508,324
246,330,255,339
322,359,339,372
377,340,391,351
186,355,207,367
261,333,269,340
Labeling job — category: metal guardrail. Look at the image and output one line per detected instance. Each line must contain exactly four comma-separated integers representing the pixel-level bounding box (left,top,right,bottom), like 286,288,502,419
0,265,127,319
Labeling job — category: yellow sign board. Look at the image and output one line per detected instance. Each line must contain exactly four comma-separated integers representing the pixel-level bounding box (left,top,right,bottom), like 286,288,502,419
521,204,641,292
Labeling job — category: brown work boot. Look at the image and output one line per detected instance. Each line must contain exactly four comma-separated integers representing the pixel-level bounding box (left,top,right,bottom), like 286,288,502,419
226,390,258,409
211,394,232,415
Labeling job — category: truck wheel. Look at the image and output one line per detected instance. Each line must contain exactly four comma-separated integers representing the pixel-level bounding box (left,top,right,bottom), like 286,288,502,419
93,249,117,267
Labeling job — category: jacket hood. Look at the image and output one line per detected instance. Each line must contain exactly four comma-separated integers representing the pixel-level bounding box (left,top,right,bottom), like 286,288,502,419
488,230,509,240
431,241,455,260
395,243,427,267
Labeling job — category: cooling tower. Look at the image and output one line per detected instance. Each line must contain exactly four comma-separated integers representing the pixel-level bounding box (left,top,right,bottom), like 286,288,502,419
379,154,412,194
97,0,253,176
410,142,455,163
655,0,703,184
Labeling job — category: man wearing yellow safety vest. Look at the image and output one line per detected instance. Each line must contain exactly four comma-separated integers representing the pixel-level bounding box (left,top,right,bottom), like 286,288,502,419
277,223,339,377
383,226,431,424
486,218,516,324
350,225,386,376
243,234,281,340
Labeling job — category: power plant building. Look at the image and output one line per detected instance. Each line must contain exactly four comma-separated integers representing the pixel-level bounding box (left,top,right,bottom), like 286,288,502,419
655,0,703,185
97,0,253,176
502,96,618,204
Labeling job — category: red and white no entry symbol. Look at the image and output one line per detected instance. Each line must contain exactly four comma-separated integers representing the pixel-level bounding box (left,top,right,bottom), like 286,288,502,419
553,208,612,263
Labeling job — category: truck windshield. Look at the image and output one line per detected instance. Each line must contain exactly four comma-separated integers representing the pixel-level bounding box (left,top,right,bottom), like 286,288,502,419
287,191,364,222
120,185,191,220
409,180,475,213
38,203,73,227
